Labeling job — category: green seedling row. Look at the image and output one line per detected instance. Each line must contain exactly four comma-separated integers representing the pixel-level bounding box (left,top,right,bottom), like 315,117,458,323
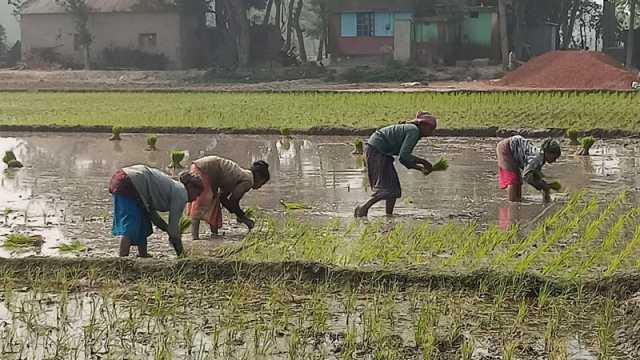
1,92,639,130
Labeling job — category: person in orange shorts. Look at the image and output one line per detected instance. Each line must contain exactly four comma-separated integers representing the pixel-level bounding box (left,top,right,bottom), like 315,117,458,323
496,136,561,202
187,156,270,239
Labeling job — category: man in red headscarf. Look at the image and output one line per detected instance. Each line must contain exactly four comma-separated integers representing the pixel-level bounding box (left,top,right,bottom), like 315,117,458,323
354,112,438,217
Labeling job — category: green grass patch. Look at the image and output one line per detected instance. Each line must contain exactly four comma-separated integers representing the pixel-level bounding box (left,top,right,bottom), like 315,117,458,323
0,92,638,130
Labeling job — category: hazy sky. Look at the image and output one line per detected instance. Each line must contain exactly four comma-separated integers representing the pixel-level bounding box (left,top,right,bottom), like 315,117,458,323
1,1,20,44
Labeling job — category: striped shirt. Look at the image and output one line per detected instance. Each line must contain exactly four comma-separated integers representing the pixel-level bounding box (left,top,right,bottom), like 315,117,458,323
509,135,547,190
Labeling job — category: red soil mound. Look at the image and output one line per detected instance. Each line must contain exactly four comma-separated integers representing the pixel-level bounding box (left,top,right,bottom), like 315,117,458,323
500,50,639,90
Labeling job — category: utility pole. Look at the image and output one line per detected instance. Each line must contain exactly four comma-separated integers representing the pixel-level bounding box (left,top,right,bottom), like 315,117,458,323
626,0,637,69
498,0,509,70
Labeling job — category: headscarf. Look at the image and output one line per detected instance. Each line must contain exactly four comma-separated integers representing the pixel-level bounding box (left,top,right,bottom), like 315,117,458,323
251,160,270,182
540,138,561,157
179,171,204,192
411,111,438,131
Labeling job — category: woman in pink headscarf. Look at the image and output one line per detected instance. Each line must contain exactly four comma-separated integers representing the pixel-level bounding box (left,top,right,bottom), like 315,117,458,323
354,112,438,217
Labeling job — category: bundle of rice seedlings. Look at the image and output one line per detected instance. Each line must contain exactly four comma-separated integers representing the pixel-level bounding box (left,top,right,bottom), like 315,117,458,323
58,240,87,253
180,216,192,234
431,158,449,172
109,126,123,141
3,151,23,168
549,181,562,191
146,135,158,151
2,150,16,164
280,199,311,210
3,233,43,249
352,138,364,155
578,137,595,156
169,150,186,169
566,129,580,145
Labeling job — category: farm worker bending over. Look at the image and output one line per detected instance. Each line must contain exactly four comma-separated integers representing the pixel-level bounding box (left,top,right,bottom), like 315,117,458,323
496,136,561,202
109,165,204,257
354,111,437,217
187,156,270,239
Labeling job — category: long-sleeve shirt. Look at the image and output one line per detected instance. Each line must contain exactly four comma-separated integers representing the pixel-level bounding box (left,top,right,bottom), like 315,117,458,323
367,124,421,168
509,136,548,191
193,156,254,199
123,165,187,240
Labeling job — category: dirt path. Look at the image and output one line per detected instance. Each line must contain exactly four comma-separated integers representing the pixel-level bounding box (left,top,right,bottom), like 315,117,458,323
4,69,633,93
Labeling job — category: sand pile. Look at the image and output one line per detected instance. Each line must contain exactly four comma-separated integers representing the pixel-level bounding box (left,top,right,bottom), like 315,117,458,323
500,51,639,90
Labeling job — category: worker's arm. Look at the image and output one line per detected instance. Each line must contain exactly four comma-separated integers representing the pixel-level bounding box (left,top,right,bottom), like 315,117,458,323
220,182,254,229
398,128,422,170
522,155,550,192
166,197,186,256
414,157,433,174
149,210,169,232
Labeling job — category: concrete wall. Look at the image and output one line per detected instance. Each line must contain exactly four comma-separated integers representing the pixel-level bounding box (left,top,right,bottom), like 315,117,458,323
329,14,394,56
21,12,190,68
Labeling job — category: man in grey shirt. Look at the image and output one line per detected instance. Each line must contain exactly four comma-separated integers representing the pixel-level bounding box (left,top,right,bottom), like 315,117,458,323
109,165,204,257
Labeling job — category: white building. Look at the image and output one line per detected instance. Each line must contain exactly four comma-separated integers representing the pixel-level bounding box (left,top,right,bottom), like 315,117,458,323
20,0,205,69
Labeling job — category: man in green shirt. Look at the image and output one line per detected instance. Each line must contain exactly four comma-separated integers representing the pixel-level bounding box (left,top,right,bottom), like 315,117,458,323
355,112,438,217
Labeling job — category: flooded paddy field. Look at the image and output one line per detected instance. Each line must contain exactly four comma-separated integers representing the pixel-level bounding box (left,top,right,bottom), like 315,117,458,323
2,131,640,358
0,264,637,360
0,132,637,260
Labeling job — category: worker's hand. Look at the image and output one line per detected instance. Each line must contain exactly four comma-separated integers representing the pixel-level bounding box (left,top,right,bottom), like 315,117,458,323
421,167,432,176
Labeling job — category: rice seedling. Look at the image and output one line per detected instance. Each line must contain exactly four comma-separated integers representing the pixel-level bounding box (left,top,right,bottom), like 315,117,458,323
279,199,311,210
605,224,640,276
287,325,304,360
566,129,580,145
109,126,123,141
513,194,597,273
502,339,519,360
578,136,596,156
341,323,357,360
544,314,559,353
169,150,186,169
460,336,474,360
431,158,449,172
145,135,158,151
3,233,43,249
515,299,529,327
596,299,615,359
352,138,364,155
57,240,87,253
546,192,625,276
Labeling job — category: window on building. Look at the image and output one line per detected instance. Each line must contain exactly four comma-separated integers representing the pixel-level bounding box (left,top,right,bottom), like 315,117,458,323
138,33,158,48
73,34,81,51
356,13,375,37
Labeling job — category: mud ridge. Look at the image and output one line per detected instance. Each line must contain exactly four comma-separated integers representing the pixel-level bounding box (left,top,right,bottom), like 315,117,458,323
0,88,636,94
2,257,640,298
1,125,638,139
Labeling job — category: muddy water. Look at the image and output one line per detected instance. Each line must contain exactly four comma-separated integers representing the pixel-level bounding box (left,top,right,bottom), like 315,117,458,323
0,133,636,258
